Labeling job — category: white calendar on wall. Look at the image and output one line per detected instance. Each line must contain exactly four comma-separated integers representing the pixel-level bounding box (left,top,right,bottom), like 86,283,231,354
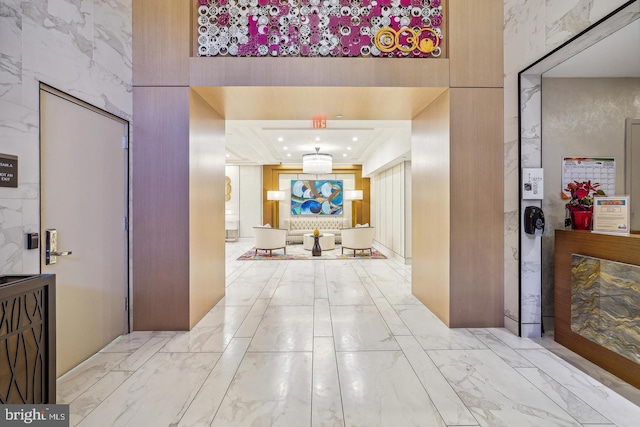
562,157,616,198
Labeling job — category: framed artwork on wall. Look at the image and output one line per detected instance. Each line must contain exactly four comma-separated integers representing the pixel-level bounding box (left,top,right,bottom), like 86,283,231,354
291,180,343,215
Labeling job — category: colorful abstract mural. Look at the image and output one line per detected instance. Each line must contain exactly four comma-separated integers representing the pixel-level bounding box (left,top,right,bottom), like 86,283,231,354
196,0,443,57
291,180,343,215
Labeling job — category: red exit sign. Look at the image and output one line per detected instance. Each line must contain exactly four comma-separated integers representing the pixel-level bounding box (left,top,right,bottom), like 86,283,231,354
312,115,326,129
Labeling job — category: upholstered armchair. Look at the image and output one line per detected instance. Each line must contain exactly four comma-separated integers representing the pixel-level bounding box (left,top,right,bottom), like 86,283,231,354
341,227,375,257
253,226,288,256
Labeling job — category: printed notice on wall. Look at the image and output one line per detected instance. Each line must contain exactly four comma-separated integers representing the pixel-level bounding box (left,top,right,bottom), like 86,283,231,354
0,153,18,188
562,157,615,198
522,168,544,199
592,196,630,235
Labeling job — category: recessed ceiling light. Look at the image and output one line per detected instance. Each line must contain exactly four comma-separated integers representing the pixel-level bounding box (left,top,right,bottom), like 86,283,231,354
342,153,347,157
225,153,230,158
286,153,291,157
315,137,320,141
347,146,352,150
278,137,283,142
283,146,288,150
352,137,358,142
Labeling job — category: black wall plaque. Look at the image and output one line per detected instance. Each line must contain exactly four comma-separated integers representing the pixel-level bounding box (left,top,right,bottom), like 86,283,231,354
0,154,18,188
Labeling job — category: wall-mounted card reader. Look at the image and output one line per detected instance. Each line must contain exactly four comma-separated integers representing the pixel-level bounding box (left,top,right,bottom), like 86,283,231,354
45,229,73,265
26,232,39,249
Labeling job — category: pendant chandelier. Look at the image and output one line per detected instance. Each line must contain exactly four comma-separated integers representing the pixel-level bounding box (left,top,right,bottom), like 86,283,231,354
302,147,332,174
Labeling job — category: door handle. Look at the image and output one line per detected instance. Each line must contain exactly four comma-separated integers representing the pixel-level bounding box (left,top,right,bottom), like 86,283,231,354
50,251,72,257
45,229,73,265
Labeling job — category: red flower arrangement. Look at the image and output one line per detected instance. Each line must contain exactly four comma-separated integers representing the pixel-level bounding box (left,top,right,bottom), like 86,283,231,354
564,180,605,212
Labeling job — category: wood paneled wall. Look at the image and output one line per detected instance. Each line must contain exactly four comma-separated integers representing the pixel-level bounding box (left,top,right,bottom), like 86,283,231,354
448,0,504,88
412,91,451,325
132,0,224,331
190,58,450,88
411,0,504,327
188,90,226,328
132,86,191,330
262,165,369,227
132,0,505,330
133,0,190,86
449,88,504,327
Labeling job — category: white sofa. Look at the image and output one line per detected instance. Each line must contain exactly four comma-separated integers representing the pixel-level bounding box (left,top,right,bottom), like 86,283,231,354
284,217,350,244
253,226,288,256
341,226,375,256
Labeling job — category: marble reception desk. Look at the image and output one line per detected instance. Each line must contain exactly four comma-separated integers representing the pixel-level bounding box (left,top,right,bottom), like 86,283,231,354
554,230,640,388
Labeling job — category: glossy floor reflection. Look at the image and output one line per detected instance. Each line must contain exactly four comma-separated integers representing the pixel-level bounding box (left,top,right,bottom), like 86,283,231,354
58,239,640,426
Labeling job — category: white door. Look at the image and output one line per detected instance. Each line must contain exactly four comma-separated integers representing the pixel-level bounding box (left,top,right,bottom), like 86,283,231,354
40,86,128,377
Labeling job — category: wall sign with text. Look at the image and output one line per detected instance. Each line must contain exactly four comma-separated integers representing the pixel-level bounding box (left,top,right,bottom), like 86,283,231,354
0,154,18,188
592,196,630,235
522,167,544,200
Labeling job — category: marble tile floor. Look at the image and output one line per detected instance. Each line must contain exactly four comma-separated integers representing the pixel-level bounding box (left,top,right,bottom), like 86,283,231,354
58,239,640,426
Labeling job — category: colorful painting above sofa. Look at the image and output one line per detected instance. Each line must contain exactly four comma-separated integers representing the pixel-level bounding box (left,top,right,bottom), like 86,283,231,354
291,180,343,215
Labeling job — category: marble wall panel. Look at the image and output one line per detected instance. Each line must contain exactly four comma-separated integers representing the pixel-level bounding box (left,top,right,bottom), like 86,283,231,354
0,0,132,274
0,0,23,103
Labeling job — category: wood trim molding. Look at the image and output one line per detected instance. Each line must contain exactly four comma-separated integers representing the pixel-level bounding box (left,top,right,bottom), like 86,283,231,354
262,165,369,226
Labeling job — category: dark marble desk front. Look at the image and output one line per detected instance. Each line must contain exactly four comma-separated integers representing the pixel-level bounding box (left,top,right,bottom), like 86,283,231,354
571,255,640,365
554,229,640,388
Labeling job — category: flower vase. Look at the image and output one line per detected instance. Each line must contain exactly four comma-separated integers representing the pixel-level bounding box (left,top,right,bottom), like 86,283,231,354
312,236,322,256
571,210,592,230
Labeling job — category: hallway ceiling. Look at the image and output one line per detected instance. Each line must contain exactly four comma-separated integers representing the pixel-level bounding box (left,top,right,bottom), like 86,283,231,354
223,120,411,165
193,86,446,167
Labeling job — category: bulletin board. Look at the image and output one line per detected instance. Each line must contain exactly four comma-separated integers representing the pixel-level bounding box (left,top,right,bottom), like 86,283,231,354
562,157,615,198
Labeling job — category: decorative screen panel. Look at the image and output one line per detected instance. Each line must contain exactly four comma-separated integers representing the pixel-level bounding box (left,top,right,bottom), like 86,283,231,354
197,0,443,57
0,289,46,404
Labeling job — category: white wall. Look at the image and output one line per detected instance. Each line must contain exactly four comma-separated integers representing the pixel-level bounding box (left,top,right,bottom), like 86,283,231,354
404,162,412,259
239,165,262,237
225,165,262,238
362,126,411,177
225,165,240,213
371,161,411,262
0,0,132,274
278,173,355,228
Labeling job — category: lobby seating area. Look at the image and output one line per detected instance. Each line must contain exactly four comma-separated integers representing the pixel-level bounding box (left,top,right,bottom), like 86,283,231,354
341,226,375,257
284,217,350,244
251,224,375,259
253,226,288,256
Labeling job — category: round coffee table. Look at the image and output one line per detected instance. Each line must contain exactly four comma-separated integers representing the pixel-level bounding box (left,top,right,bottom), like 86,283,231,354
303,233,336,251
